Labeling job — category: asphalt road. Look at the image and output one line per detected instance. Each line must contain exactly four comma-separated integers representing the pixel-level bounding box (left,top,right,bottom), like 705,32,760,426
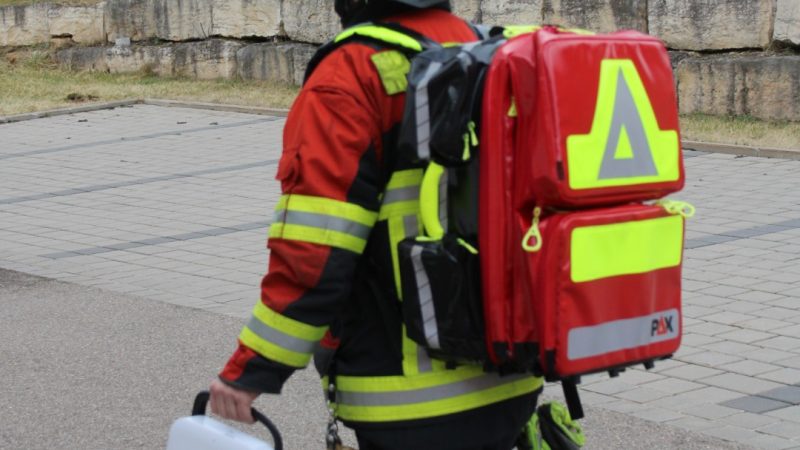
0,269,753,449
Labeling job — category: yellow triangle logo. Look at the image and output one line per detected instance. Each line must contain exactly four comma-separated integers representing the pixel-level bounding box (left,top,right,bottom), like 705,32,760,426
566,59,680,190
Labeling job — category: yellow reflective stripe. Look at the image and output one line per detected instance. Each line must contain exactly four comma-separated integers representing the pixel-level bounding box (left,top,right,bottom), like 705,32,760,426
276,194,377,226
402,325,421,375
371,50,410,95
269,223,368,253
381,168,437,375
379,170,423,220
334,369,543,422
271,194,377,253
502,25,542,39
379,201,418,220
386,169,424,189
240,327,311,368
571,215,683,283
335,24,423,52
338,363,484,391
566,59,680,190
239,303,328,368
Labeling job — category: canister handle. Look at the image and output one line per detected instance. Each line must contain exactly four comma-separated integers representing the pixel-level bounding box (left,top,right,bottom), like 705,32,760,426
193,391,284,450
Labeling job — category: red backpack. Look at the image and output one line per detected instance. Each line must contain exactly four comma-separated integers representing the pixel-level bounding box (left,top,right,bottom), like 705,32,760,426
387,24,693,418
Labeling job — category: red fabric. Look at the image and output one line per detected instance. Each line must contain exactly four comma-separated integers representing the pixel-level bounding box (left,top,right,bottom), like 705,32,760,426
219,345,258,381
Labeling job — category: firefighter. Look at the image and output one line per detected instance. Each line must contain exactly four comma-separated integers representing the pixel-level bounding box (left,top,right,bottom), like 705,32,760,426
209,0,543,448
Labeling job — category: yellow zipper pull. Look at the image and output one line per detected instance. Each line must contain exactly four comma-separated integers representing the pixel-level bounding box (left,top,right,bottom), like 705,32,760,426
522,207,543,252
457,238,479,255
468,121,479,146
507,97,518,117
462,132,471,161
657,200,696,219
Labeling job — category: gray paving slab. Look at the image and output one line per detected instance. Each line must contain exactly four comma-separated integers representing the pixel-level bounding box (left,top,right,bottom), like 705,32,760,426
721,396,792,413
3,104,800,448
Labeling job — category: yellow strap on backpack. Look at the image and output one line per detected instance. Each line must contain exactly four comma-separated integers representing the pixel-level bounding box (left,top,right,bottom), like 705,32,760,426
420,162,446,239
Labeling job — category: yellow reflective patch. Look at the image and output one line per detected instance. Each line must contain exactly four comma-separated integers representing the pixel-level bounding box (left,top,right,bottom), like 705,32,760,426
371,50,411,95
566,59,680,190
571,215,683,283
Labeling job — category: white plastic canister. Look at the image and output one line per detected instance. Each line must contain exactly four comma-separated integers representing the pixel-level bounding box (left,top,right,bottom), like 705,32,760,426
166,391,282,450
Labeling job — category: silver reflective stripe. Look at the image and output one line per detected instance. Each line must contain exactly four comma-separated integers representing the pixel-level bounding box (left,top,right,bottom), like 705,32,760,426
246,316,318,355
337,373,531,407
598,70,659,180
382,186,420,205
404,214,433,373
275,210,372,240
567,309,680,360
414,61,443,160
438,168,448,231
410,245,440,351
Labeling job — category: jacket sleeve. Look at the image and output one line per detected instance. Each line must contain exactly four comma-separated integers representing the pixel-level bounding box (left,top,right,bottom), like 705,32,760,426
219,51,385,393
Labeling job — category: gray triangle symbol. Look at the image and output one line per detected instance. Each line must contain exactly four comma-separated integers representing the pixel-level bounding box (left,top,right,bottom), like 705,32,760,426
598,70,658,180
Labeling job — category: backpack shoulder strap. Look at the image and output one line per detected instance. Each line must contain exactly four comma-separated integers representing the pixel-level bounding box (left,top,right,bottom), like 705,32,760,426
303,22,438,85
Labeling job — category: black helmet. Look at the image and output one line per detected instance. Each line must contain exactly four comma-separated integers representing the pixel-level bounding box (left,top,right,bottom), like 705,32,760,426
335,0,450,26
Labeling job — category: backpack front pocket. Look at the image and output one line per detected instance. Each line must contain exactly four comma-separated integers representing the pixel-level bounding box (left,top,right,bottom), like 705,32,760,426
398,235,488,365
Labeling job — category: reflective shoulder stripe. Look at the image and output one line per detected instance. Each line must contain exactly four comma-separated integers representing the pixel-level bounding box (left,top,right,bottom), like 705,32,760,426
335,24,423,52
271,194,378,254
371,50,411,95
502,25,542,39
332,367,543,422
240,302,329,368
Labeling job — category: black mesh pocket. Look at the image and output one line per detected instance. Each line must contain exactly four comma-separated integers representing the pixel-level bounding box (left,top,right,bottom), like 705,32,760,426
398,235,488,364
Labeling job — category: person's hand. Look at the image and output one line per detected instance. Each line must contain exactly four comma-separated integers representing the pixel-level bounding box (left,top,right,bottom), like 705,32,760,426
209,379,261,424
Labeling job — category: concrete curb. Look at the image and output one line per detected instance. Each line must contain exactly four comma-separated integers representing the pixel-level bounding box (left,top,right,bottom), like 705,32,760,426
142,99,289,117
0,99,290,124
0,99,142,124
682,140,800,160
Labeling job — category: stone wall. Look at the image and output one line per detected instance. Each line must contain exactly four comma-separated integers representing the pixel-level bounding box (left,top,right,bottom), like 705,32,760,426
4,0,798,49
3,0,800,120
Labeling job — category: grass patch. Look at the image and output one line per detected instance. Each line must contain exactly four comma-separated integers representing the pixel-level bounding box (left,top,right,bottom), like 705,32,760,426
0,48,299,116
681,114,800,150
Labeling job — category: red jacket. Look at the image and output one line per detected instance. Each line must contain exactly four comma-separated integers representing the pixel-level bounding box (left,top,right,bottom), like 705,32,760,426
220,8,541,429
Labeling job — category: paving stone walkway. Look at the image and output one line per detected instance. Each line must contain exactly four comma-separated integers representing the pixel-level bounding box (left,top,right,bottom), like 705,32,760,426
1,105,799,449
